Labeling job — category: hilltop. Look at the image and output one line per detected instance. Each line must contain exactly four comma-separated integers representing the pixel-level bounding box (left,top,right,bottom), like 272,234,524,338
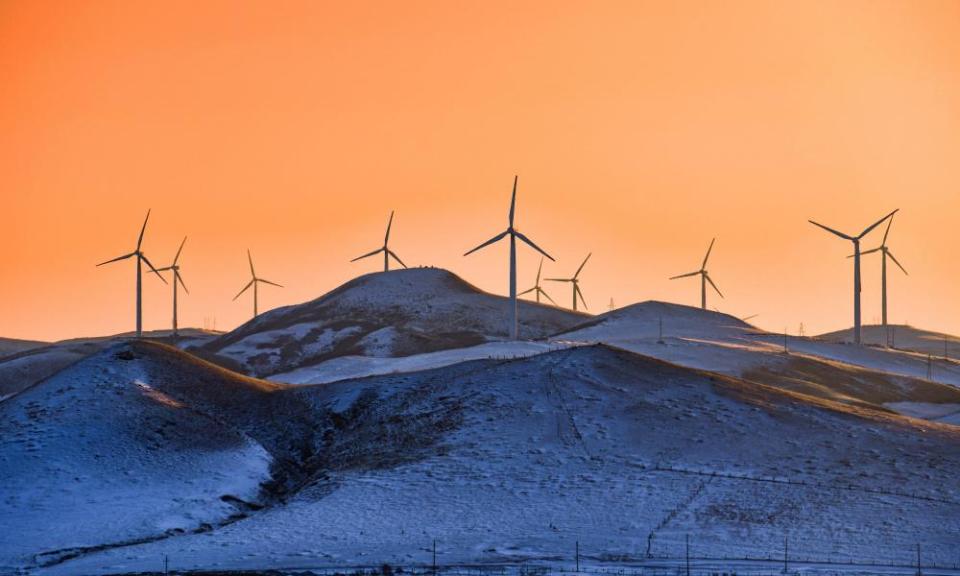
194,268,588,377
819,324,960,356
0,328,220,401
0,337,48,360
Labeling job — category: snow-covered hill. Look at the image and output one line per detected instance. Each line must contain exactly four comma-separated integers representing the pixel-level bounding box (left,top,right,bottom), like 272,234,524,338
820,324,960,357
12,344,960,575
195,268,588,377
0,342,277,573
555,301,960,421
0,337,47,360
0,329,220,401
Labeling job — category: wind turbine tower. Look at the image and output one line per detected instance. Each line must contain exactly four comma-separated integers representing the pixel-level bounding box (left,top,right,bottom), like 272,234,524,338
97,209,167,338
854,213,908,333
351,210,407,272
518,257,556,305
670,238,722,310
464,176,554,340
233,249,283,319
546,253,592,311
157,237,189,337
809,209,898,345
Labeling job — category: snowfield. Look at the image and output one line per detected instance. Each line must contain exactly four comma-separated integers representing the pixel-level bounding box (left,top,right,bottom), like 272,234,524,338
271,340,565,384
4,342,957,575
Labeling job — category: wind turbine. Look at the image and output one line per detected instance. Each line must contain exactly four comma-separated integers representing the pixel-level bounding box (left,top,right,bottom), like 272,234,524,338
156,237,189,337
808,209,898,345
97,209,167,338
464,175,554,340
850,213,908,340
546,253,591,312
670,238,722,310
351,210,407,272
233,250,282,319
518,257,557,305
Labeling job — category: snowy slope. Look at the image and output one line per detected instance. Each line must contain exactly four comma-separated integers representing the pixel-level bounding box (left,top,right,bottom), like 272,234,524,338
272,340,566,384
0,342,288,573
196,268,588,377
27,345,960,575
556,301,960,416
0,329,220,400
0,337,47,360
819,324,960,356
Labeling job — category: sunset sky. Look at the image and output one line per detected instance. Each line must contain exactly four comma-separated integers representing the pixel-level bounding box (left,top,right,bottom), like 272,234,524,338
2,0,959,342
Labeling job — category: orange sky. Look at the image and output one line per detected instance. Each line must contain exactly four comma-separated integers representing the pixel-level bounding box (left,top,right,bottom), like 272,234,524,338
2,0,959,342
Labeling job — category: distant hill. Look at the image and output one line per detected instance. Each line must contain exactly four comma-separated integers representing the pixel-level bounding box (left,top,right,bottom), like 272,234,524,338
0,328,221,400
0,337,48,360
819,324,960,356
194,268,589,377
9,342,959,573
556,301,960,420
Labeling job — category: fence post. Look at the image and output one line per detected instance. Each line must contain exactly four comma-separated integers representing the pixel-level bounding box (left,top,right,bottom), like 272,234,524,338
433,539,437,575
783,535,788,574
917,543,922,576
685,534,690,576
164,554,169,576
576,540,580,572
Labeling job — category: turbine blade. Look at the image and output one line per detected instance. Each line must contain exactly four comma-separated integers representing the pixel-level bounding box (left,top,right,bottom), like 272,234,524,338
351,247,384,262
882,213,894,246
173,236,187,265
176,271,189,294
137,209,151,251
233,279,254,300
508,175,517,227
535,257,543,285
887,250,908,275
514,231,554,261
384,210,394,244
141,254,168,284
669,271,700,280
705,273,723,298
387,249,407,268
575,284,587,310
849,247,882,258
574,252,592,278
518,286,537,296
857,209,899,240
539,287,557,306
545,277,571,283
464,230,508,256
247,249,256,277
258,278,283,288
808,220,854,241
97,252,136,266
701,238,715,270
